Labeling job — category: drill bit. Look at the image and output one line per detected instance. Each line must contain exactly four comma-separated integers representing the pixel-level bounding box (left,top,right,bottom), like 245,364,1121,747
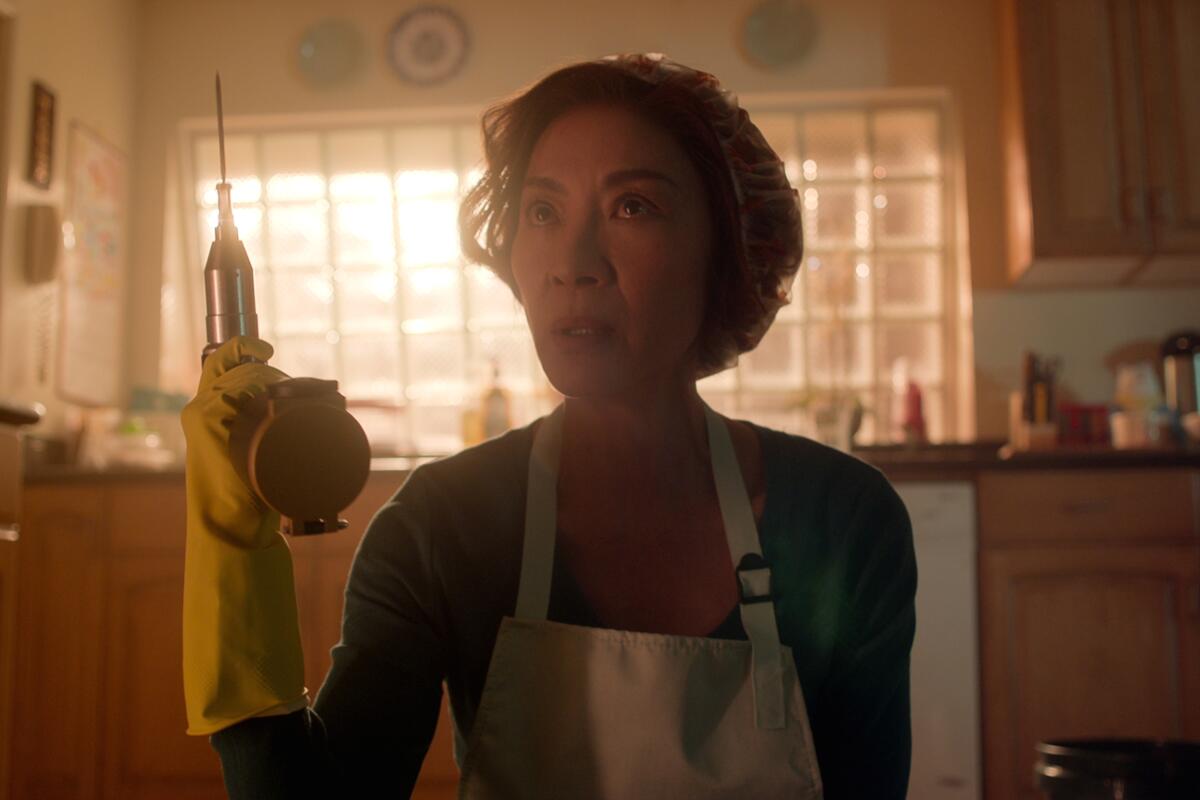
217,71,226,184
214,71,236,235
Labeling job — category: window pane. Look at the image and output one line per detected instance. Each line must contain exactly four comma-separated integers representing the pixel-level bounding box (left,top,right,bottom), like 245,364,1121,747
405,331,466,401
273,334,336,379
267,204,329,268
876,182,941,247
336,268,397,334
466,265,522,329
878,321,943,384
330,172,390,202
804,185,870,249
334,201,395,266
873,109,941,178
739,322,803,390
805,253,872,320
801,111,868,180
397,198,460,266
878,253,942,317
262,133,324,201
396,169,458,198
401,267,462,333
273,270,333,335
807,323,873,388
341,334,400,400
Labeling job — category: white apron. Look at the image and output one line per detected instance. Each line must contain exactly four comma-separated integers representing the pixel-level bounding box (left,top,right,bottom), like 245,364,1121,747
456,401,823,799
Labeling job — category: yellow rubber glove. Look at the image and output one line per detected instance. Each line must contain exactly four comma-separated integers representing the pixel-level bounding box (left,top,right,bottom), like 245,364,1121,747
181,335,309,736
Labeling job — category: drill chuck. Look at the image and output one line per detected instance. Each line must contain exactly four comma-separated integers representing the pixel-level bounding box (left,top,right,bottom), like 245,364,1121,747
201,232,259,364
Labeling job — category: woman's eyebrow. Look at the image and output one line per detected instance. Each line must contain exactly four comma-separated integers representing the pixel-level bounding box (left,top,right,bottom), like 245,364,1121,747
523,168,680,194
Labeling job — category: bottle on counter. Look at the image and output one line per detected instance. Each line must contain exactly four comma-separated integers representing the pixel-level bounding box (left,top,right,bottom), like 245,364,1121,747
481,357,512,440
461,357,513,447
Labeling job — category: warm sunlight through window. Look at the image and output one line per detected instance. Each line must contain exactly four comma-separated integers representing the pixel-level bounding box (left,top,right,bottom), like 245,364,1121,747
183,96,966,454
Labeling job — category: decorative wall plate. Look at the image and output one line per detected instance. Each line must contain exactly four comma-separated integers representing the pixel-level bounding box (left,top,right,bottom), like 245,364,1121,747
297,18,365,87
739,0,819,70
388,6,470,86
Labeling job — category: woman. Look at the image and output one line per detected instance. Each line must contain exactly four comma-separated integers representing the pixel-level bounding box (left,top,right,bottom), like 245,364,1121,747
182,53,917,798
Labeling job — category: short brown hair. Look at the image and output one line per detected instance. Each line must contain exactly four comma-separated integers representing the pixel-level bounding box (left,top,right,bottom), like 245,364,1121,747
458,59,802,378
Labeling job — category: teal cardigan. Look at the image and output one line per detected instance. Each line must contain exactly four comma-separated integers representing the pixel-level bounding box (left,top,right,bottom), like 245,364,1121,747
211,419,918,799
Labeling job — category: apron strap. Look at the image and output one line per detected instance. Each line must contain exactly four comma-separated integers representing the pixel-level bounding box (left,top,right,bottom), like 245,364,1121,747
703,404,788,730
514,403,563,621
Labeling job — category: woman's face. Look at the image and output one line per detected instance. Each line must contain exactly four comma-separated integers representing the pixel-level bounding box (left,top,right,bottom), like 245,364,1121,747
510,103,713,400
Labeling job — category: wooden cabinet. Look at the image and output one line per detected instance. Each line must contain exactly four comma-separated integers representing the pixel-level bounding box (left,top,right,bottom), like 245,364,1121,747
0,534,17,800
1139,0,1200,259
5,471,460,800
1000,0,1200,286
978,468,1200,800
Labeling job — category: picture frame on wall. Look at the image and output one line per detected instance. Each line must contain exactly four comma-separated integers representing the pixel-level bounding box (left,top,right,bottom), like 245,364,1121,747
27,82,54,189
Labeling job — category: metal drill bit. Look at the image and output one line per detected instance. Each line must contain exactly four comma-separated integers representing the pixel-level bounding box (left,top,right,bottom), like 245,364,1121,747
216,71,226,183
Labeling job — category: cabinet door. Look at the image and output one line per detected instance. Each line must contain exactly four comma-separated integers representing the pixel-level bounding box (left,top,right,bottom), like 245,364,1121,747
980,543,1200,800
0,533,16,800
1138,0,1200,258
8,485,108,800
1006,0,1150,280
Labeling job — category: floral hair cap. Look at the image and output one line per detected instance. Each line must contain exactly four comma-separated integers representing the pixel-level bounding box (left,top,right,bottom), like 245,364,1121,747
597,53,803,377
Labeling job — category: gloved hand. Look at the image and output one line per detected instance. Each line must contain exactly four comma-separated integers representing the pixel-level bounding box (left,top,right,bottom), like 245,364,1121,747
181,335,309,736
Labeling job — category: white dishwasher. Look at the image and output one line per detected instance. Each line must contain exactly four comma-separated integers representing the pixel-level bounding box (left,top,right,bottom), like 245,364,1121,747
892,481,981,800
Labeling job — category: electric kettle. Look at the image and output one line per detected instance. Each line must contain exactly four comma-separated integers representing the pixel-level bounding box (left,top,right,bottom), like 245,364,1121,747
1161,330,1200,416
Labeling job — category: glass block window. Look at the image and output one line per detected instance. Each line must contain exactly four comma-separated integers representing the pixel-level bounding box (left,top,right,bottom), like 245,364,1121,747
183,95,966,455
701,99,966,445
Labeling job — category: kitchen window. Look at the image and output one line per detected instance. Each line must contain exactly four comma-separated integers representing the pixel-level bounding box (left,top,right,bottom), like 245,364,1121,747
170,92,971,455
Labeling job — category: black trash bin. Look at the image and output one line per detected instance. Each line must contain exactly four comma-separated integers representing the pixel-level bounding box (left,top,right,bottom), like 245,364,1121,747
1035,739,1200,799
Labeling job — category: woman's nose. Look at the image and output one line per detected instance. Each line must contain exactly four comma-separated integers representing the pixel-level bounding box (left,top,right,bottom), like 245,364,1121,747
550,210,610,287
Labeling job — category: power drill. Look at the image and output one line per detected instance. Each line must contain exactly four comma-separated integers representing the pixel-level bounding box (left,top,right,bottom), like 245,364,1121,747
201,73,370,536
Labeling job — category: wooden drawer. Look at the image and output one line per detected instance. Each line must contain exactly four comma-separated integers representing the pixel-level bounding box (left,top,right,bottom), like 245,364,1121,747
978,468,1199,545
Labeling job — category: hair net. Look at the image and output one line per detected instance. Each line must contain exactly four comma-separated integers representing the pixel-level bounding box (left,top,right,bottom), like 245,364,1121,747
595,52,803,370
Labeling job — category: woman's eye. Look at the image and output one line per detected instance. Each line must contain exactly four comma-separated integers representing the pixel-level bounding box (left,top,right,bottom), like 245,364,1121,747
616,195,654,218
526,201,556,225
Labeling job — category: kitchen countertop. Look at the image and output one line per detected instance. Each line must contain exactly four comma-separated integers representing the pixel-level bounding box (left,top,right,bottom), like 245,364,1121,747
852,440,1200,480
22,441,1200,484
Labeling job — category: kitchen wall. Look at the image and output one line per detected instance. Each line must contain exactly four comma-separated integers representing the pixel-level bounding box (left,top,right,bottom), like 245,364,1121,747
0,0,138,434
2,0,1196,442
131,0,889,408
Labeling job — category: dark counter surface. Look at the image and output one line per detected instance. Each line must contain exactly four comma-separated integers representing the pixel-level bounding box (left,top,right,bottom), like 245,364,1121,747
22,441,1200,484
854,440,1200,479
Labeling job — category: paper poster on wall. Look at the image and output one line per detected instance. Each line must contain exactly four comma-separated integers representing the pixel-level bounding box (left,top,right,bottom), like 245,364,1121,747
56,123,126,407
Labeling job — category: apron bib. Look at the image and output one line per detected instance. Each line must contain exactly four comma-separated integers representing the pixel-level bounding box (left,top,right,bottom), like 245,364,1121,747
456,401,823,799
